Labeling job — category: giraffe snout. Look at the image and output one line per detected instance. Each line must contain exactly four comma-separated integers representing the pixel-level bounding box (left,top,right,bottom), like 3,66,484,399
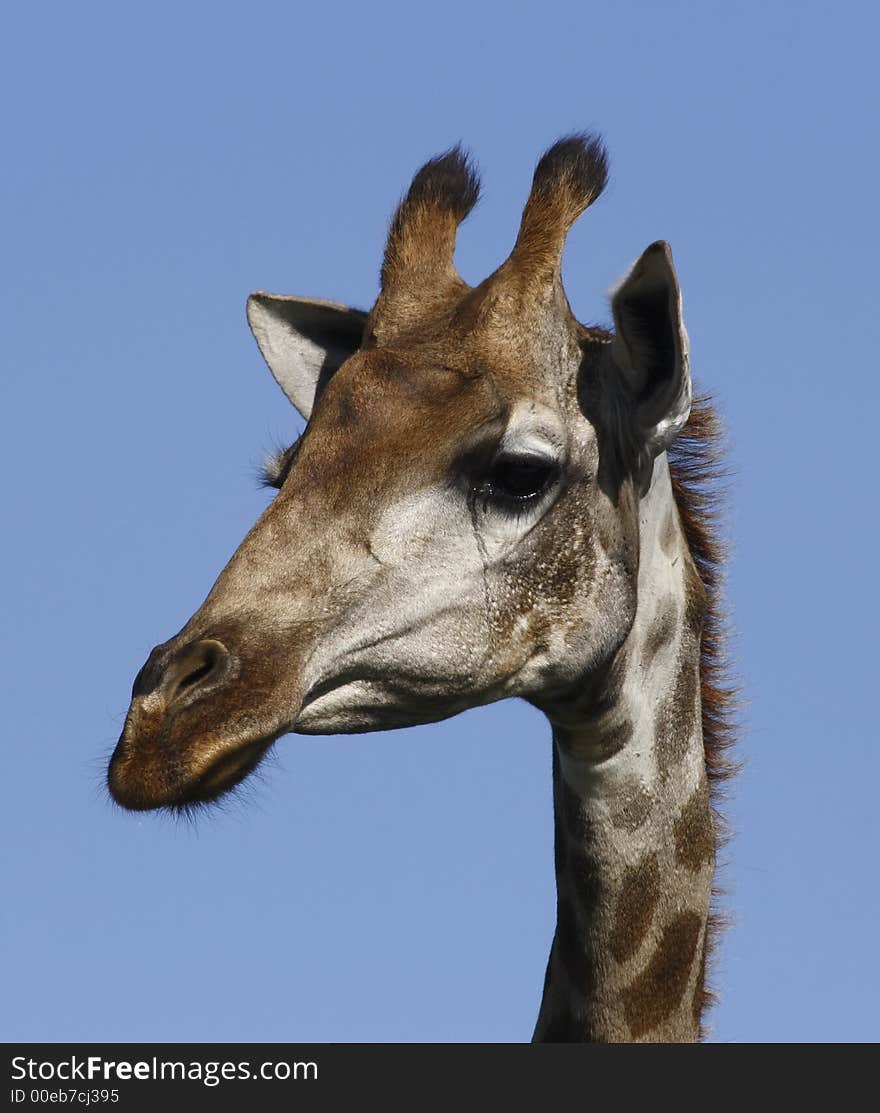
109,631,280,811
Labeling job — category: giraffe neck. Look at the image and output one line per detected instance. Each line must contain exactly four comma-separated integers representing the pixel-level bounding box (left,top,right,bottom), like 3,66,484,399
532,458,714,1042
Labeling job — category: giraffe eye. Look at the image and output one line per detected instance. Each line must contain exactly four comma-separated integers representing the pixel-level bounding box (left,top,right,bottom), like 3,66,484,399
478,454,559,511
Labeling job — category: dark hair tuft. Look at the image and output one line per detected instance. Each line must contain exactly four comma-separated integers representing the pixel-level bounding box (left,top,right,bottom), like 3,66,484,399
390,145,480,236
532,132,609,211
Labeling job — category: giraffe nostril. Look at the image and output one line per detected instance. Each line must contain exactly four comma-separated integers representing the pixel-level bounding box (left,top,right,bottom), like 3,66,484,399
153,639,232,708
176,660,214,694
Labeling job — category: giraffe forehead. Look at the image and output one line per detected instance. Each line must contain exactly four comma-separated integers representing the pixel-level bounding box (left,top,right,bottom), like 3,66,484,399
313,347,497,442
308,345,576,471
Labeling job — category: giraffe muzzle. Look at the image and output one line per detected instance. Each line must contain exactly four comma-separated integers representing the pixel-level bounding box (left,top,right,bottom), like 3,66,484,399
108,631,286,810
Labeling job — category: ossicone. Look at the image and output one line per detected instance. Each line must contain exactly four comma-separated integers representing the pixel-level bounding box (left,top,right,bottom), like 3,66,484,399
508,132,609,279
380,145,480,293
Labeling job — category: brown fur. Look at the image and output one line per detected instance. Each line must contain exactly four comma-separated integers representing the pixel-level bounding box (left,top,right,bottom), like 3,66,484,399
642,598,678,667
374,147,478,341
655,659,700,780
609,853,661,964
558,769,591,845
381,146,478,286
673,778,715,872
508,134,608,280
667,394,739,1035
621,910,703,1038
608,778,653,833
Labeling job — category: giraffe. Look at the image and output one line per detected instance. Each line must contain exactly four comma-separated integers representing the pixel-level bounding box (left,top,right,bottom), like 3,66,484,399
108,133,736,1042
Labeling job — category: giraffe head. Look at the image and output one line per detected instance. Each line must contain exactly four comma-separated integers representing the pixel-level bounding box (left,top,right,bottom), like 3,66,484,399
109,134,692,810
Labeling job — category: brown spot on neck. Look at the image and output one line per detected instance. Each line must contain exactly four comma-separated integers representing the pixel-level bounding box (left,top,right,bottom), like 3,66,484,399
659,504,681,556
683,556,708,639
642,600,678,670
609,853,661,964
609,778,653,832
673,778,715,872
655,659,699,781
621,911,703,1040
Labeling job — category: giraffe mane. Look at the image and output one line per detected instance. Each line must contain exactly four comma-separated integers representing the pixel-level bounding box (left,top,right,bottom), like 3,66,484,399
667,392,740,1036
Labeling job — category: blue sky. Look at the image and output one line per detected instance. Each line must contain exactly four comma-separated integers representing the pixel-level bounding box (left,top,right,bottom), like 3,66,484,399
3,0,877,1042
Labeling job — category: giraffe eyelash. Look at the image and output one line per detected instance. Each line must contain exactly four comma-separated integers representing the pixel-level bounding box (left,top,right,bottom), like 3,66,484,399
258,437,302,490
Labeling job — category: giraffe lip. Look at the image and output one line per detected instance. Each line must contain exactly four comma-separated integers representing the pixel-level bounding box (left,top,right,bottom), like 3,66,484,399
185,737,275,803
109,733,276,811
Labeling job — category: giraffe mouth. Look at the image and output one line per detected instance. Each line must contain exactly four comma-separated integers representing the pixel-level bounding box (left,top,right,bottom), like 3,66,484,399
184,737,275,805
109,624,295,811
108,723,276,812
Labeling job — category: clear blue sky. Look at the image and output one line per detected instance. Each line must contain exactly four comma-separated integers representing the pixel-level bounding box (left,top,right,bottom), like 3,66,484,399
3,0,877,1042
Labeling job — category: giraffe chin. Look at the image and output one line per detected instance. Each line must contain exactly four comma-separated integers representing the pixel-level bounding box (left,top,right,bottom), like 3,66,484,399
183,738,275,806
107,733,275,812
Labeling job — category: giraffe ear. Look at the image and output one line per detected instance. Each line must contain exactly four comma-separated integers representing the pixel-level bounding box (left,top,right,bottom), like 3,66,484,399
247,293,368,420
610,241,692,457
